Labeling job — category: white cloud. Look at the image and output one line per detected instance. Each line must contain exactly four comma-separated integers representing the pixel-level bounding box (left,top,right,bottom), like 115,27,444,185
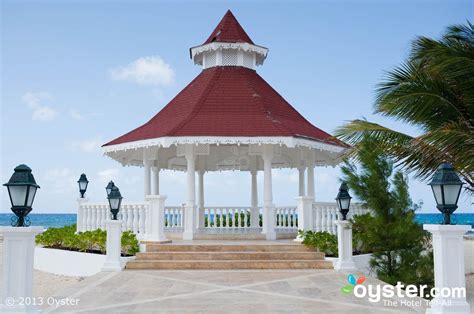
69,108,103,120
21,92,58,121
97,168,121,186
69,108,84,120
110,56,175,87
69,136,104,153
42,168,77,195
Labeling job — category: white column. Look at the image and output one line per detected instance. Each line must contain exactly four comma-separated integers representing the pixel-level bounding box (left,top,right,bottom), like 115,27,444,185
197,169,205,229
334,220,356,271
143,150,151,198
250,169,259,228
102,220,123,272
183,145,196,240
262,145,276,240
423,224,471,314
1,226,43,313
307,164,315,199
76,197,89,233
152,166,160,195
298,167,306,197
145,195,169,242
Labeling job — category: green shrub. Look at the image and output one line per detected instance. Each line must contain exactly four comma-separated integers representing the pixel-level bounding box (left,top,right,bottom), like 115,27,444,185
298,230,338,257
35,224,139,256
121,231,139,256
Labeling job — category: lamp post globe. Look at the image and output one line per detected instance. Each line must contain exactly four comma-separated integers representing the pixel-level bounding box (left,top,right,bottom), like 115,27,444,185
107,186,123,220
106,180,115,197
429,163,463,225
77,173,89,198
3,164,40,227
336,182,352,220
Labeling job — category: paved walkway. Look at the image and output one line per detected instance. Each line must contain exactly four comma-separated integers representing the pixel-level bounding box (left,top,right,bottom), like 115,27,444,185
37,269,429,313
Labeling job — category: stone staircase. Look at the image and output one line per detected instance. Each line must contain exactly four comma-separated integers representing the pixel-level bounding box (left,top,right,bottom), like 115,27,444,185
126,242,333,270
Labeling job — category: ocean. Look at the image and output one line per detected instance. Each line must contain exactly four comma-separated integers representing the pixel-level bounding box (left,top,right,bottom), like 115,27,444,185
0,213,473,230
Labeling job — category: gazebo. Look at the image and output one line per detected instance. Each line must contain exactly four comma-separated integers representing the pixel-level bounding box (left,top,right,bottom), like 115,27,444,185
98,10,351,240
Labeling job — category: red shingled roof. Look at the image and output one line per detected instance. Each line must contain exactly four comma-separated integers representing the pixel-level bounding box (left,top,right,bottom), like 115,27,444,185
103,66,346,148
203,10,254,44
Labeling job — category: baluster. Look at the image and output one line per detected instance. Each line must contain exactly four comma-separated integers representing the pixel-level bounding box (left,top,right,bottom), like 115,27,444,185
139,205,146,235
168,208,173,229
125,206,132,231
236,208,240,228
320,207,326,232
332,208,337,234
282,208,286,227
293,208,297,229
326,207,333,234
99,206,104,229
82,205,88,232
121,206,127,230
97,206,102,230
284,208,288,228
92,206,98,230
221,209,225,228
132,205,139,234
83,206,89,231
234,208,238,228
180,207,185,228
174,208,178,228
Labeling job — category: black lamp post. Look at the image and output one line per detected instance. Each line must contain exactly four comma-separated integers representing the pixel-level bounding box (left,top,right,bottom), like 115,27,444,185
77,173,89,198
3,164,40,227
336,182,352,220
107,186,122,220
429,163,463,225
105,181,115,197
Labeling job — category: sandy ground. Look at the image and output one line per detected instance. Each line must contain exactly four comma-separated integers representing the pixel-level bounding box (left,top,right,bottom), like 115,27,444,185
0,239,83,298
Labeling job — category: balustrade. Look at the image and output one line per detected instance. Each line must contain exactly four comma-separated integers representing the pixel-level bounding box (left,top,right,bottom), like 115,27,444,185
77,201,369,237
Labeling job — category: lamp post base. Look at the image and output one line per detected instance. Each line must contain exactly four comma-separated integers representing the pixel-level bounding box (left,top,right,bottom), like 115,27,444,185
102,220,123,272
334,220,357,272
0,226,43,314
423,224,471,314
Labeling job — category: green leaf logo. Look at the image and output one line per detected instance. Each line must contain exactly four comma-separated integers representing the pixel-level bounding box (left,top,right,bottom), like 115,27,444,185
341,285,353,294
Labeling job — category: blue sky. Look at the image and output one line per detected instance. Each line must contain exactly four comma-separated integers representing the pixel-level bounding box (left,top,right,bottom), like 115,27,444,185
1,0,472,214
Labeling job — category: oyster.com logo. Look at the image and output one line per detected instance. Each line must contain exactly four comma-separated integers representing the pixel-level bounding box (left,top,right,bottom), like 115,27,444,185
341,274,365,294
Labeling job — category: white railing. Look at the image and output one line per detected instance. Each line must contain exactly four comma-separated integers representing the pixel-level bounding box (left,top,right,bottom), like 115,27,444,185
77,203,148,237
275,206,298,231
77,200,369,238
164,206,184,232
312,202,369,235
204,207,252,230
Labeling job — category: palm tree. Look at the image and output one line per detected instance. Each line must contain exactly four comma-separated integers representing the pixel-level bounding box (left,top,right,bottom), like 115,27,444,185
335,22,474,192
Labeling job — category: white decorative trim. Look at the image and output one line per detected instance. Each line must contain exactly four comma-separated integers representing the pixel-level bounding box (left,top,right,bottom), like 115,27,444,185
103,136,345,154
191,42,268,70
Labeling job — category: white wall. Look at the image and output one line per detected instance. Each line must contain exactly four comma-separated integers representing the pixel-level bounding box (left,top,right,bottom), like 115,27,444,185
34,247,134,277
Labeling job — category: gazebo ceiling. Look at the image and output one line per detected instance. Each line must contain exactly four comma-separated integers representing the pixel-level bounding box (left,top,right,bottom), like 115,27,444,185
102,10,348,170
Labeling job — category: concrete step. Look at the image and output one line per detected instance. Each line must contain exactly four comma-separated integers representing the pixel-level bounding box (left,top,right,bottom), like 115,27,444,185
145,244,315,253
126,260,334,270
135,251,325,261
